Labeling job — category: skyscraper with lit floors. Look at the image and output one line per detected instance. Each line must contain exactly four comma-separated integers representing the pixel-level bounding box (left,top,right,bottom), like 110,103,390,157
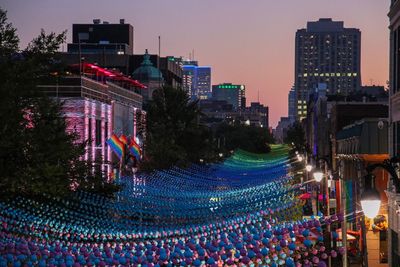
295,18,361,120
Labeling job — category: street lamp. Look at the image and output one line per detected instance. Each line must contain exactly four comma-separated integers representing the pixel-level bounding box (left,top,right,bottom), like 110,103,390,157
297,155,304,162
360,174,381,219
358,173,382,267
313,170,324,182
361,190,381,219
355,157,400,267
306,164,313,172
312,168,324,216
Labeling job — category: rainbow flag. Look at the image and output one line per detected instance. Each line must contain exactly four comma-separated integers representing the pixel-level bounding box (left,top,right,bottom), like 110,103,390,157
106,133,125,159
129,137,142,160
119,134,129,145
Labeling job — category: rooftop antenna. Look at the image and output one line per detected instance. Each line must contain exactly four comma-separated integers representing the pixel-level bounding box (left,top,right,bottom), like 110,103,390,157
158,36,161,88
258,90,260,102
192,49,195,61
158,36,161,68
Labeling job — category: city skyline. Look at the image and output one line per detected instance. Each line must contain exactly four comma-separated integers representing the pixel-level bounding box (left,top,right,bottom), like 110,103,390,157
2,0,389,127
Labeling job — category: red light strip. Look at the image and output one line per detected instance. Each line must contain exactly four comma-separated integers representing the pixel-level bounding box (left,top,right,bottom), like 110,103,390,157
72,63,147,88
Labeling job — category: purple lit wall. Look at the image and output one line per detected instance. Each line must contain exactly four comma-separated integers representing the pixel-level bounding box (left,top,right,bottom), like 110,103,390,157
62,98,112,173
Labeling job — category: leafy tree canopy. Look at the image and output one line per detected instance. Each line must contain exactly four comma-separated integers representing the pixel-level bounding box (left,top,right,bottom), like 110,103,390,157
0,8,119,198
143,86,216,170
215,123,274,154
284,121,306,152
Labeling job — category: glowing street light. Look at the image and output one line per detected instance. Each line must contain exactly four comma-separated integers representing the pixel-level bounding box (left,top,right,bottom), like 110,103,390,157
361,196,381,218
361,174,381,218
313,170,324,182
305,164,313,172
297,155,304,162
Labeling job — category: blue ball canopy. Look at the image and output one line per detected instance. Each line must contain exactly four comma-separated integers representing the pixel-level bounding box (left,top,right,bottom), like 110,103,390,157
0,145,344,266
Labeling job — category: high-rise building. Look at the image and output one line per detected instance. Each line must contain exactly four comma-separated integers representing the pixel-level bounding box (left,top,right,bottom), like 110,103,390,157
182,64,196,97
199,100,268,128
388,1,400,265
68,19,134,55
275,117,293,143
182,61,211,100
196,67,212,100
63,20,182,88
249,102,269,129
183,60,198,66
212,83,245,110
295,18,361,120
389,1,400,158
63,19,133,75
288,87,296,121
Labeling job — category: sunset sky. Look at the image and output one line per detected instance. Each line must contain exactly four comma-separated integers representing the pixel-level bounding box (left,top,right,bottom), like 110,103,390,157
3,0,390,127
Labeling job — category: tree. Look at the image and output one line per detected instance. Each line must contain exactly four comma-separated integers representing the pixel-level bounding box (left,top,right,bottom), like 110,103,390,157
216,123,274,154
143,86,215,170
0,8,30,196
0,8,119,198
284,121,306,151
0,8,19,57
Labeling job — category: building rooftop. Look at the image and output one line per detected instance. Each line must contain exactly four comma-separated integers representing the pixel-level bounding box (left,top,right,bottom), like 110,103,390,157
132,49,163,82
306,18,344,32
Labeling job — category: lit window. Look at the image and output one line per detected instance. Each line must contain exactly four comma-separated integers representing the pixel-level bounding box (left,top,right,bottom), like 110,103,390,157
298,111,302,115
336,73,341,77
304,73,308,77
353,73,357,76
303,105,307,109
298,100,302,104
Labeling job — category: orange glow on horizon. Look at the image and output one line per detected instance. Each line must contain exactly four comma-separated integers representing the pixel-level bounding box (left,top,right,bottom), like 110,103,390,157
3,0,389,127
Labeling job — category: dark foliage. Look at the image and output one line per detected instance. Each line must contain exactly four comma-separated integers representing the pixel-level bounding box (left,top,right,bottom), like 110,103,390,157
215,123,274,154
143,86,217,170
0,8,119,198
284,121,306,151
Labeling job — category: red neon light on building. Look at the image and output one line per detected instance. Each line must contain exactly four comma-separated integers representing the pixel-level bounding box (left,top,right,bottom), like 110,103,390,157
70,63,147,89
